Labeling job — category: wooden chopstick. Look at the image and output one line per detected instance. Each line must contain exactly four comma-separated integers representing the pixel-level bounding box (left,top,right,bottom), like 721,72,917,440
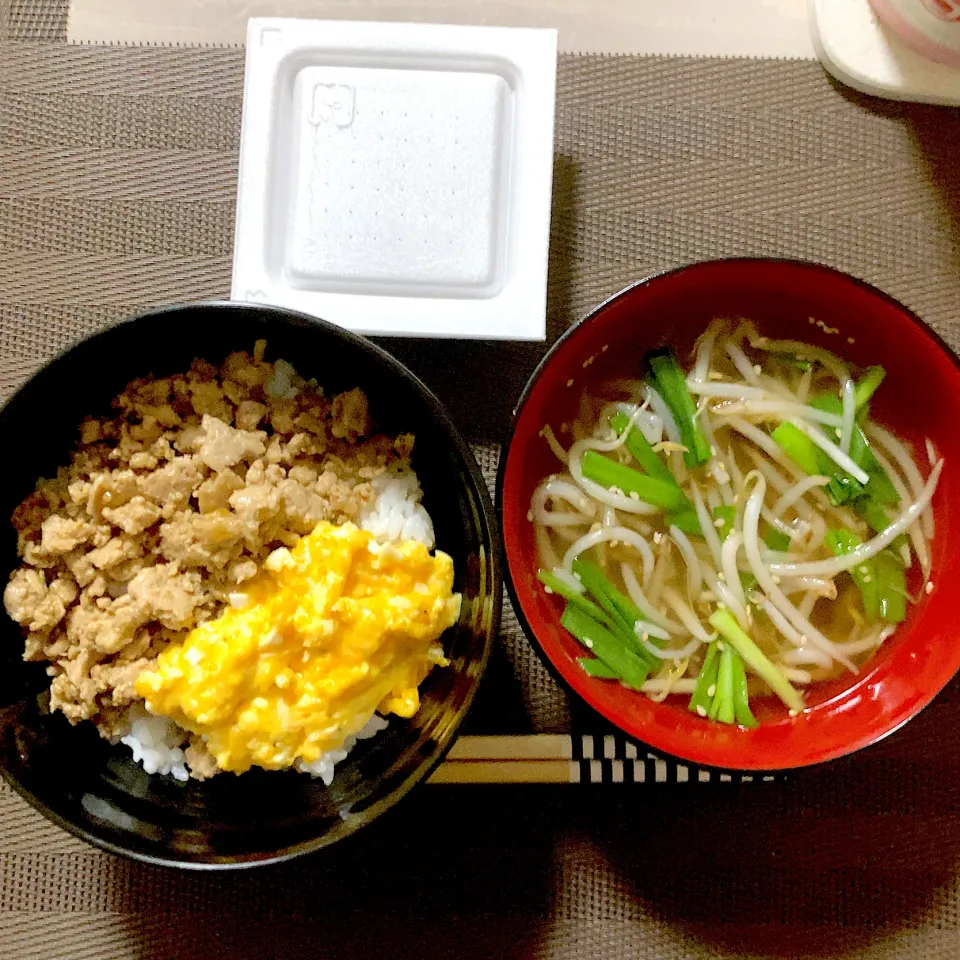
429,759,578,784
427,735,776,785
444,734,573,762
428,735,577,784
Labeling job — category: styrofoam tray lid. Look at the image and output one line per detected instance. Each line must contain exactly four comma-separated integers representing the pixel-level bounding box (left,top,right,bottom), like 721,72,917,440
232,18,558,340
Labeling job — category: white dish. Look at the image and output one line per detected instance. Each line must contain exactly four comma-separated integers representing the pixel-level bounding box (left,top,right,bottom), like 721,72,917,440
810,0,960,105
232,18,558,339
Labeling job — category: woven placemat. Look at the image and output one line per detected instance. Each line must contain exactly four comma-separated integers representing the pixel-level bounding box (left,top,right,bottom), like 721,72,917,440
3,3,960,957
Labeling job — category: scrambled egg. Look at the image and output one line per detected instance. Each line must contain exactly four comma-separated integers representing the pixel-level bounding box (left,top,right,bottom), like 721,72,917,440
135,521,460,774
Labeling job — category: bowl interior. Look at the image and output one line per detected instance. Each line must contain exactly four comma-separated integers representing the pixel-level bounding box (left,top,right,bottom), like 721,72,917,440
0,303,498,867
501,259,960,770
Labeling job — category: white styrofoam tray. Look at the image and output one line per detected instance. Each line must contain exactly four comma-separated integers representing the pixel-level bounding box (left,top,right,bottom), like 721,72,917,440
232,18,558,340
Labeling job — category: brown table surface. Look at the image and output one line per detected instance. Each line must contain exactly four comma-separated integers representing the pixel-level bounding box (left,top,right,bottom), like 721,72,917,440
3,2,960,958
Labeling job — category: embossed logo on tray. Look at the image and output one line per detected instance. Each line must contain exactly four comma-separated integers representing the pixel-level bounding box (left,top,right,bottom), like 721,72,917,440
310,83,356,129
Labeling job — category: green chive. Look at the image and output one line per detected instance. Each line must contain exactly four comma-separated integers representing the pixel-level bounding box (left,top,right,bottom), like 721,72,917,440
730,651,758,728
688,642,720,718
647,349,712,468
763,526,792,553
854,366,885,411
561,605,650,691
609,412,677,484
771,422,821,476
713,505,736,543
577,657,620,680
714,645,736,725
709,609,803,713
667,507,703,537
580,450,689,511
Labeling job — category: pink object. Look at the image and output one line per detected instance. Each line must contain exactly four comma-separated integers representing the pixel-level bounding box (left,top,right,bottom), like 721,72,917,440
870,0,960,66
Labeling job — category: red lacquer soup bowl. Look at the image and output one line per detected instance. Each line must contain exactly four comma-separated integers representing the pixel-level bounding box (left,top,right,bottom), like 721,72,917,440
498,259,960,770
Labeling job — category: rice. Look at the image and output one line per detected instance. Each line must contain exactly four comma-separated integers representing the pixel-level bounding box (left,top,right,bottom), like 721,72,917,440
295,714,390,785
264,358,302,401
120,463,432,783
358,464,435,548
120,704,189,782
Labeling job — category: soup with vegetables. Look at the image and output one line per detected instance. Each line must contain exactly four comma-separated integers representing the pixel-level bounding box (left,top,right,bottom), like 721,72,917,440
531,319,942,726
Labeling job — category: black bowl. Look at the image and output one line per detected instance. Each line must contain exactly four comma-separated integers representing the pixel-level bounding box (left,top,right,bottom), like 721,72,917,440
0,302,500,868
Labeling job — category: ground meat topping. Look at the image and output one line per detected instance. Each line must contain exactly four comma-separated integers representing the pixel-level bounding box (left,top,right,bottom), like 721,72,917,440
3,346,411,777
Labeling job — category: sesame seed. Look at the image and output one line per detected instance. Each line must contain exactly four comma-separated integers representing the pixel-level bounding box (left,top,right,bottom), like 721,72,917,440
707,684,716,697
526,510,534,522
926,580,935,595
584,638,594,649
835,428,842,439
859,566,869,574
789,709,798,717
601,344,609,352
566,379,574,387
847,337,855,344
808,317,816,324
717,572,726,582
696,705,707,717
753,364,762,375
544,587,554,595
714,518,725,528
862,575,872,584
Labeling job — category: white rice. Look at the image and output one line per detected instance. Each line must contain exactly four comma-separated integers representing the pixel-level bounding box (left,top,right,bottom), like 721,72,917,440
295,714,390,785
263,359,303,401
358,463,435,548
120,703,190,782
120,462,433,783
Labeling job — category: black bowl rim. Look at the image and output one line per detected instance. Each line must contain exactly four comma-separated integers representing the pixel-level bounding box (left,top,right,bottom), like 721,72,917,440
496,255,960,774
0,299,502,869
